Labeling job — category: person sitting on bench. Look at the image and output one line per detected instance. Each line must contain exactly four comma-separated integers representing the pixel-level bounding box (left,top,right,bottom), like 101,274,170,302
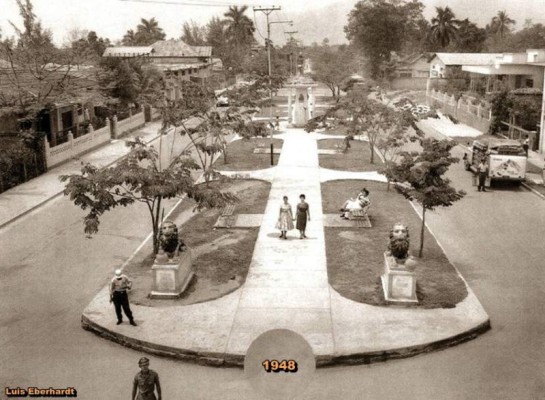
340,188,370,219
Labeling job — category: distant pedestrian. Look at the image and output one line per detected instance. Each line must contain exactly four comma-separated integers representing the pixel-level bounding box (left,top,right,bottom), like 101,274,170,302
295,194,310,239
275,115,280,130
462,153,470,170
276,196,294,239
110,269,137,326
477,159,488,192
523,137,529,156
132,357,161,400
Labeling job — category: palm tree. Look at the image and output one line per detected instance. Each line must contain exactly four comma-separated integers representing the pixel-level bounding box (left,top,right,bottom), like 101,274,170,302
430,6,460,49
491,10,515,39
135,17,166,45
223,6,255,49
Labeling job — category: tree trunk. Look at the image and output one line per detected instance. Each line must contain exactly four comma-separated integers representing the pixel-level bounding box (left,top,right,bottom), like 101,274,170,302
386,179,391,192
328,84,336,98
419,205,426,258
151,197,163,255
369,142,375,164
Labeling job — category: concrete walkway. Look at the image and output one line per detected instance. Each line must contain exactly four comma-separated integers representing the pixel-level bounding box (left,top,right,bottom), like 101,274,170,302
83,126,490,366
0,121,165,229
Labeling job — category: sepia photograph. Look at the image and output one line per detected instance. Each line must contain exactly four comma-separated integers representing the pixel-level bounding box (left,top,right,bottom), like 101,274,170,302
0,0,544,398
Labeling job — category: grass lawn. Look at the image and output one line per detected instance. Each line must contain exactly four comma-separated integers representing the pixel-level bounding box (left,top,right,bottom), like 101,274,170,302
127,179,271,307
318,139,382,172
322,180,468,309
214,137,284,171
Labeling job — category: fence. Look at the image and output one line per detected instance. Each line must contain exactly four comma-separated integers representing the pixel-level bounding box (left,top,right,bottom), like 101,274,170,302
427,89,492,133
500,121,538,150
114,111,145,138
45,120,111,168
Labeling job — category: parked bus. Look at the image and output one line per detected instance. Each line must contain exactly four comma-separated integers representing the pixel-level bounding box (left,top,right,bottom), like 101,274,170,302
468,138,527,183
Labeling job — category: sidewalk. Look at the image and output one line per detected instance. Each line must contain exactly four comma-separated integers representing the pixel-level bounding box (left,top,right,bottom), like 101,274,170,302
82,125,490,367
0,121,164,229
417,116,545,186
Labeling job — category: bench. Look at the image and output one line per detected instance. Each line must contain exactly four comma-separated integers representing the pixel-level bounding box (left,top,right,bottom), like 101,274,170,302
347,207,371,228
222,203,236,217
214,203,237,228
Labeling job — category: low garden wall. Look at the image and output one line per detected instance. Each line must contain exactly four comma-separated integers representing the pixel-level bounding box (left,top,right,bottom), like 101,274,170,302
114,111,145,138
45,123,111,168
427,90,491,133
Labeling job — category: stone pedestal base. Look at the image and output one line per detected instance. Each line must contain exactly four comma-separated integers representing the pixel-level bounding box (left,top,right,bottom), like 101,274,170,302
150,250,194,299
381,252,418,304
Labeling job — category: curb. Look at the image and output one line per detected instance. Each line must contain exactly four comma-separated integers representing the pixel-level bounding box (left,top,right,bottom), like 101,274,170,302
81,314,490,369
521,182,545,200
0,127,168,231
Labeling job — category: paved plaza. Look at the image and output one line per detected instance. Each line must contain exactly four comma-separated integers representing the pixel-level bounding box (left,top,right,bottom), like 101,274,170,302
82,126,489,366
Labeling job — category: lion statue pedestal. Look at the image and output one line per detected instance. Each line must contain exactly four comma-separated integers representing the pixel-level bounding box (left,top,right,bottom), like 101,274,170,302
381,223,418,304
150,221,194,299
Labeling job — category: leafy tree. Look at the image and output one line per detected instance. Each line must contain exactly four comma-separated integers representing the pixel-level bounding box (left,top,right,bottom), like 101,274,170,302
376,114,421,191
60,138,237,254
1,0,75,116
206,17,228,57
389,138,466,257
70,30,111,64
488,88,511,134
305,92,405,164
310,45,358,98
450,18,487,52
0,0,82,174
500,23,545,52
122,29,137,45
160,77,275,183
97,58,163,108
345,0,427,78
429,6,460,49
181,21,208,46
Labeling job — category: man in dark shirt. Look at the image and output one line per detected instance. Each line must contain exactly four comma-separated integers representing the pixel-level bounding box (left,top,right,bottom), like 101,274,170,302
132,358,161,400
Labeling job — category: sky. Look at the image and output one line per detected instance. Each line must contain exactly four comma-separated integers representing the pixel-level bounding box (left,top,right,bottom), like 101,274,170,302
1,0,545,47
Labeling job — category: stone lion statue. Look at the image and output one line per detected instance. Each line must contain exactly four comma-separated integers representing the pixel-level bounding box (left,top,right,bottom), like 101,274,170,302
388,223,410,262
159,220,186,258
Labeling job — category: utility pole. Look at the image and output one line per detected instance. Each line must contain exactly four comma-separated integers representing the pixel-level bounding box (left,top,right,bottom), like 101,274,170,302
254,6,292,166
253,6,281,81
286,30,298,76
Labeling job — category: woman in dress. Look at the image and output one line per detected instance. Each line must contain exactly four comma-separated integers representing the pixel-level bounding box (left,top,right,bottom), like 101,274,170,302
340,188,370,219
276,196,294,239
295,194,310,239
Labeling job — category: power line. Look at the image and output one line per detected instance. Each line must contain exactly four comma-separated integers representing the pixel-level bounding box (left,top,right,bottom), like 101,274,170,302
253,10,266,41
120,0,268,7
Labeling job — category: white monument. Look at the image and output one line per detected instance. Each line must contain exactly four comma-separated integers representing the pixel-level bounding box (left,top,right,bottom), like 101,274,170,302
286,78,318,128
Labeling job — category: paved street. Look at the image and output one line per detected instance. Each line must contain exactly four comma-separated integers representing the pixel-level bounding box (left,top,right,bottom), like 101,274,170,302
1,111,544,399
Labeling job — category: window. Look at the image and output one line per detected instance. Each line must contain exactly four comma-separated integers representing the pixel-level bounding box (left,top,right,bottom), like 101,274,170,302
525,79,534,88
400,72,412,78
